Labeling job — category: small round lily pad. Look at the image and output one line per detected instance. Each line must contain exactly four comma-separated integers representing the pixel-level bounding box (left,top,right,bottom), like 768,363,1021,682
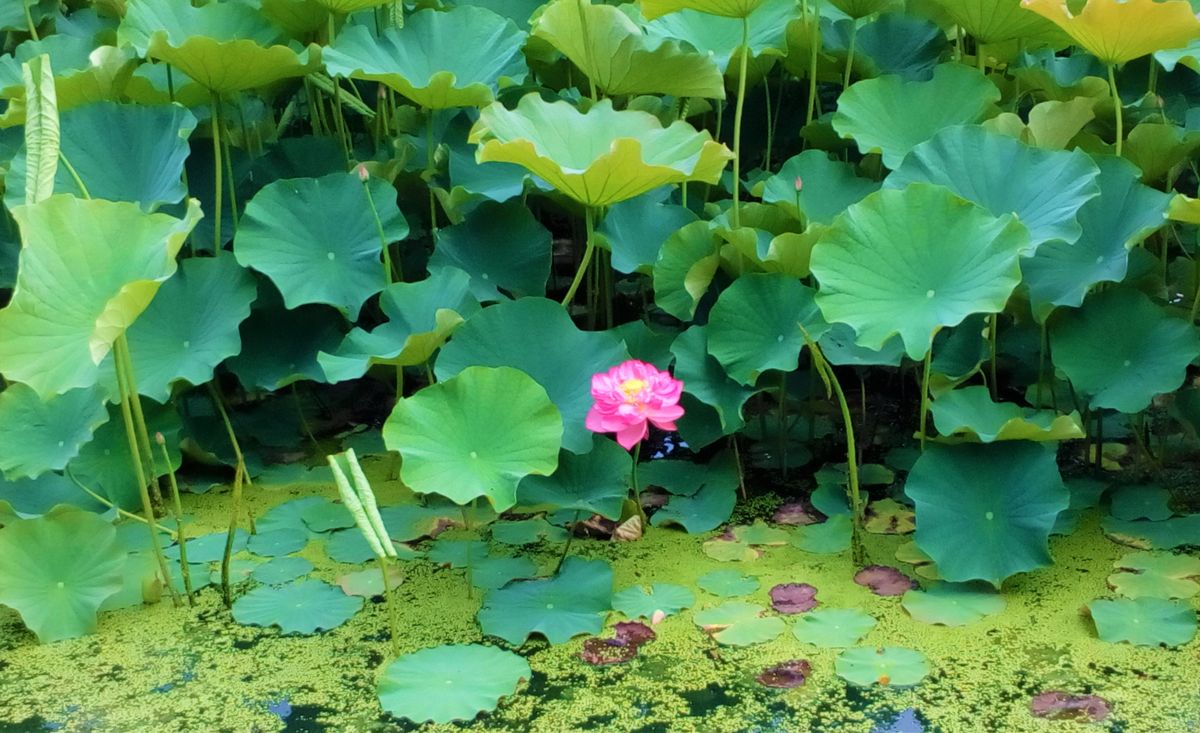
731,520,790,546
1107,551,1200,600
300,500,356,532
697,569,759,597
247,527,309,558
1087,597,1197,647
166,530,249,563
251,556,314,585
792,608,877,648
854,565,917,597
337,566,405,597
901,582,1006,626
702,538,759,562
693,602,785,646
612,583,695,619
232,579,363,634
835,647,930,687
863,498,915,535
378,644,531,724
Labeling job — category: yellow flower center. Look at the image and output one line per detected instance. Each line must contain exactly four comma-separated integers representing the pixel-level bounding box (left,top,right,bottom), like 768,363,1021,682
619,378,647,402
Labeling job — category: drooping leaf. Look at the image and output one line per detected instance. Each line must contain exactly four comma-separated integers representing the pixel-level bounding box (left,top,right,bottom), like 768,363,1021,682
383,366,562,511
227,297,345,391
1049,288,1200,414
811,183,1027,360
652,220,721,320
641,0,792,73
927,0,1064,44
470,94,732,208
929,386,1085,443
1021,0,1200,65
826,12,946,81
904,443,1068,587
231,578,363,634
378,644,530,724
835,647,929,687
670,326,753,433
435,298,627,453
0,383,108,480
640,0,767,20
1087,597,1196,647
0,196,201,397
325,7,528,109
477,556,612,645
792,608,877,648
235,172,408,319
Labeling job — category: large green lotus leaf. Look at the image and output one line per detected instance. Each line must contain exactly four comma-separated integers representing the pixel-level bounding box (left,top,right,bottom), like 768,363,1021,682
0,196,201,398
901,582,1005,626
640,0,767,20
533,0,725,98
832,65,999,169
825,13,945,81
0,384,108,480
650,480,737,532
384,366,562,511
929,386,1084,443
1050,288,1199,414
707,274,829,385
5,101,195,212
835,647,929,687
1022,0,1200,66
517,436,630,520
379,644,530,724
0,508,125,643
69,401,182,511
693,602,785,646
0,472,108,518
905,442,1068,587
477,556,612,645
810,184,1026,360
118,0,318,93
0,38,136,127
232,578,363,634
435,298,628,454
1088,597,1196,647
226,289,345,391
613,583,695,618
1121,123,1200,185
927,0,1064,44
428,201,551,299
1022,157,1172,321
318,268,478,383
596,188,697,275
671,326,754,432
761,150,880,225
112,255,256,402
470,94,733,208
325,7,527,109
884,126,1100,252
235,173,408,319
792,608,877,648
641,0,792,73
437,130,546,222
652,220,721,320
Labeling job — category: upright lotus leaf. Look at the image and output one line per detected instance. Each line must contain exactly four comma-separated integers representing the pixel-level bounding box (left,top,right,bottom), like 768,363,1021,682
929,386,1085,443
236,173,408,320
694,602,786,645
0,195,202,397
1022,157,1172,320
761,150,880,225
707,273,830,384
429,202,551,299
470,94,733,208
595,188,697,275
832,65,1000,169
670,326,754,432
984,97,1099,150
227,298,345,391
1020,0,1200,66
641,0,792,73
0,384,108,480
905,443,1069,587
324,7,527,109
640,0,766,20
5,101,196,212
825,13,946,81
884,126,1101,252
114,255,256,402
532,0,725,98
232,579,363,634
652,220,721,320
517,436,630,520
378,644,531,724
435,298,628,454
383,366,562,511
1048,288,1200,414
318,268,479,383
313,0,390,10
0,508,125,643
477,557,612,645
810,184,1028,360
828,0,896,17
835,647,929,687
118,0,318,94
928,0,1064,44
1087,597,1196,647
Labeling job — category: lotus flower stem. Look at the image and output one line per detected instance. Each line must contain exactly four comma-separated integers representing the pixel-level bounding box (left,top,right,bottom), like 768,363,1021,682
777,371,788,478
209,383,252,606
629,442,646,526
762,78,774,172
22,3,38,40
842,20,858,89
65,466,179,536
554,509,582,573
113,336,180,608
731,16,750,228
461,505,474,598
222,126,239,231
207,382,254,507
115,336,163,507
976,42,986,73
731,436,747,501
1107,64,1123,156
158,433,194,605
210,93,225,250
561,206,597,306
918,349,932,452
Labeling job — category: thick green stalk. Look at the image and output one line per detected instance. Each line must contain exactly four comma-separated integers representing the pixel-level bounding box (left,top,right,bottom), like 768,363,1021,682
209,382,249,607
842,20,858,89
777,370,788,478
988,313,998,399
376,555,402,655
1108,64,1123,156
23,3,38,40
561,207,597,307
919,349,932,451
158,436,193,604
806,2,821,127
222,124,239,232
731,17,750,228
211,93,224,249
425,108,438,232
462,505,474,598
554,509,582,572
114,333,162,506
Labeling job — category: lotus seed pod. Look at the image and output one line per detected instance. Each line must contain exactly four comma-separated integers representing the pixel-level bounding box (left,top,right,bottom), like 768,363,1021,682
328,453,387,559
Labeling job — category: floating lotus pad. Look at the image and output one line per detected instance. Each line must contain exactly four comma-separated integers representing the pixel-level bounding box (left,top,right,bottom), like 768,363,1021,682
426,539,489,568
697,569,759,597
1087,597,1196,647
325,7,528,109
470,94,733,208
247,528,309,558
612,583,696,618
902,582,1006,626
702,538,759,562
1102,515,1200,551
491,518,569,545
929,386,1084,443
1107,551,1200,600
232,579,363,634
791,515,853,555
0,509,125,643
472,555,538,591
0,383,107,480
693,602,786,646
835,647,930,687
756,659,811,689
863,499,915,535
1109,485,1174,522
477,557,612,645
769,583,818,614
731,520,789,546
337,566,405,598
792,608,877,648
853,565,916,597
810,183,1027,361
300,500,356,533
166,530,249,564
251,556,314,585
378,644,530,724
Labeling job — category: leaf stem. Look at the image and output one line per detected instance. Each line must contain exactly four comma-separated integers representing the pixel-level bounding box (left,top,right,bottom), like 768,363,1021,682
23,2,38,40
988,313,998,400
805,2,821,127
1108,64,1123,156
158,437,193,605
919,349,932,452
211,93,224,249
561,206,596,307
842,20,857,90
732,16,750,228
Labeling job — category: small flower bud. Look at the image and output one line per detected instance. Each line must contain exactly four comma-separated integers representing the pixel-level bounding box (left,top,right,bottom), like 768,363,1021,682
155,431,165,446
355,163,369,183
793,176,803,192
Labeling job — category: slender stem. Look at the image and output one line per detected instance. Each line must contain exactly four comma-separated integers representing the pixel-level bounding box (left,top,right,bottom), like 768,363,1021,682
806,3,821,127
561,207,597,306
976,41,985,73
207,382,252,495
555,509,582,573
211,93,224,248
731,436,747,501
362,178,399,285
114,335,162,507
842,21,858,89
630,442,645,525
919,349,932,451
762,78,774,172
988,314,998,400
461,505,473,598
158,438,193,604
222,124,239,232
65,466,178,536
1131,412,1163,477
857,373,867,467
293,383,318,446
220,464,243,607
113,337,179,607
59,153,91,199
1108,64,1123,156
777,370,788,479
425,108,438,232
731,16,750,228
826,363,864,566
23,2,38,40
1036,322,1047,408
377,556,402,655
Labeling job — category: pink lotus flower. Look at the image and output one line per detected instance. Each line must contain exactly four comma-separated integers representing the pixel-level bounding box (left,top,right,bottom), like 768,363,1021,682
585,360,684,450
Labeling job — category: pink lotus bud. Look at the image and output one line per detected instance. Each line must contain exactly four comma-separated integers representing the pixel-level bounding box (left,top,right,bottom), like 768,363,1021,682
651,609,667,626
154,431,165,445
794,176,803,192
355,163,369,182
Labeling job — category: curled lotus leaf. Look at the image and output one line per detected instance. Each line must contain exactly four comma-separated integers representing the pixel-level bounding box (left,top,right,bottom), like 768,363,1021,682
1020,0,1200,66
929,386,1085,443
470,93,733,208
